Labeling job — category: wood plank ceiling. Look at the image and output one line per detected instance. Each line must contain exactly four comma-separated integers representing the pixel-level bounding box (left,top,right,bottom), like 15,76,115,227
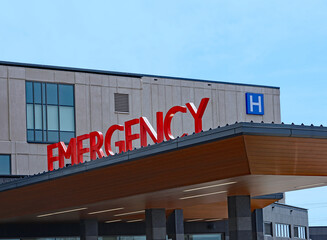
0,134,327,223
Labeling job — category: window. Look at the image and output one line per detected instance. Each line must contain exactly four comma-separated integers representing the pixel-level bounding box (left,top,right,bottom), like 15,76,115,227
264,222,273,236
26,81,75,144
187,234,222,240
294,226,306,239
0,155,11,175
275,223,290,238
114,93,129,113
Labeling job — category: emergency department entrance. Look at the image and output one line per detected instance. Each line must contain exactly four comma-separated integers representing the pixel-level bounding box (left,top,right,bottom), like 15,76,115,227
0,122,326,240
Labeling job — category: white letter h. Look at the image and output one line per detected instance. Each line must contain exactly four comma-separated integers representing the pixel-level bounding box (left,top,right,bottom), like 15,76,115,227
250,95,262,113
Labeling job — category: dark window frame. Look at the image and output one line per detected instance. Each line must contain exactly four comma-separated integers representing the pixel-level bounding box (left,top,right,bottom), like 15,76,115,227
264,222,273,236
294,225,306,239
0,154,11,175
25,81,76,144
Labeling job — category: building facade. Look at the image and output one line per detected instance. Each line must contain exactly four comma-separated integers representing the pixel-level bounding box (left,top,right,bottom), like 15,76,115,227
0,61,280,175
253,203,309,240
1,62,322,240
309,227,327,240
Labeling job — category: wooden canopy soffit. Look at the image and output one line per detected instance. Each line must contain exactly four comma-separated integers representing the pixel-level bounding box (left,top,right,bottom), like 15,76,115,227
0,122,327,223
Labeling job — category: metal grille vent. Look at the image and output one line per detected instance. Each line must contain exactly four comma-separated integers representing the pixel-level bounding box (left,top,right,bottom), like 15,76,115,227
114,93,129,113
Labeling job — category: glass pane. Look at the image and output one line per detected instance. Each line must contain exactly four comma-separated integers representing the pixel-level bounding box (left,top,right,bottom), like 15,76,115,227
59,106,75,131
43,105,47,130
26,81,33,104
26,104,34,129
59,84,74,106
43,130,47,142
35,130,42,142
27,130,34,142
60,132,75,144
0,155,10,175
46,83,58,105
264,223,272,236
42,83,46,104
34,82,41,104
34,104,42,130
47,105,58,130
48,131,59,142
190,235,222,240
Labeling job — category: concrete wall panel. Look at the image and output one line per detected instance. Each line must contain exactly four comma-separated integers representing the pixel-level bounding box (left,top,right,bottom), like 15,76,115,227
75,72,88,85
8,67,25,79
8,79,26,141
151,84,159,122
0,78,9,140
26,68,54,82
16,154,29,175
117,76,134,89
0,65,7,78
90,86,102,132
217,90,226,126
75,84,89,135
263,94,274,123
55,71,74,84
224,91,238,124
0,141,11,154
273,95,281,123
142,83,152,122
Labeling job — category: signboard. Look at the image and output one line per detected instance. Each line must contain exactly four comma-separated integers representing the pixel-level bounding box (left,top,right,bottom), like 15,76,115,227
246,93,264,115
47,98,210,171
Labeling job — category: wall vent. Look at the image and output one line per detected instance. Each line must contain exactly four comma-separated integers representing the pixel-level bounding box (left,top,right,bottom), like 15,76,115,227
114,93,129,113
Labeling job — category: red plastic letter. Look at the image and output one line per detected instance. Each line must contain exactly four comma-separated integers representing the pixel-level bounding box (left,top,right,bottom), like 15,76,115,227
164,105,187,140
125,118,140,151
77,134,90,164
140,112,164,147
104,124,124,156
47,143,62,171
115,141,126,153
186,98,210,133
58,138,77,166
90,131,105,160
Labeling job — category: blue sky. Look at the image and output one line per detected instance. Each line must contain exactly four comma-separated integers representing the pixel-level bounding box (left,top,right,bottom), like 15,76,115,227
1,0,327,226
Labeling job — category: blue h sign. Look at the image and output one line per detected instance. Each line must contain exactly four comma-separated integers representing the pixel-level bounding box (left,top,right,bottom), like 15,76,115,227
246,93,264,115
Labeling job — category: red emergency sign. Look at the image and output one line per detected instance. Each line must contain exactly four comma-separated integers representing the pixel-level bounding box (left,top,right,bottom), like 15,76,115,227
47,98,210,171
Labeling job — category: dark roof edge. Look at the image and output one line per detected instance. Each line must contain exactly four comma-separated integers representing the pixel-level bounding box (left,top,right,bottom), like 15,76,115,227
0,60,280,89
272,202,308,211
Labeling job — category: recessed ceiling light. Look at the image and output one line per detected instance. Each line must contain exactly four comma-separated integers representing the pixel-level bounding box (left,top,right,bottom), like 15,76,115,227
127,219,144,223
105,219,122,223
180,191,226,200
114,210,145,217
88,207,124,215
37,207,87,218
205,218,222,222
186,219,203,222
183,182,237,192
